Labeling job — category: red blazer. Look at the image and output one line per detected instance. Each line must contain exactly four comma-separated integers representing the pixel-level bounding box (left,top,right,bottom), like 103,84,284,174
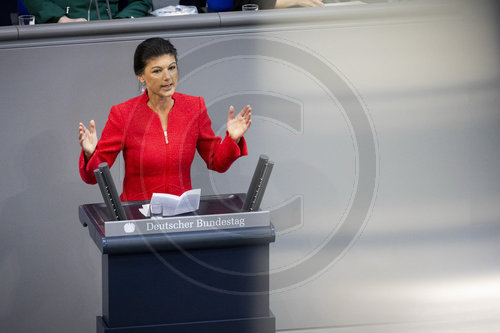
79,92,247,201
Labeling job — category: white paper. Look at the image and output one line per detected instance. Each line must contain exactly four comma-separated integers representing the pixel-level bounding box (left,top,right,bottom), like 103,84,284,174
141,189,201,217
139,204,150,217
150,5,198,16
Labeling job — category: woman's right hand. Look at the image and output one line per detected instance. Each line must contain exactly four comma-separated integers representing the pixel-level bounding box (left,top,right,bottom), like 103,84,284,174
78,120,98,160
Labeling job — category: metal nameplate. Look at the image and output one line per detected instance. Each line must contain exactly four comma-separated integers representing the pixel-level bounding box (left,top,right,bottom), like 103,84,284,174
104,210,270,237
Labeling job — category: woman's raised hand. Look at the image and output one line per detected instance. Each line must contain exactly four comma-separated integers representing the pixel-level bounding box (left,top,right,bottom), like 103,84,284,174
227,105,252,144
78,120,98,160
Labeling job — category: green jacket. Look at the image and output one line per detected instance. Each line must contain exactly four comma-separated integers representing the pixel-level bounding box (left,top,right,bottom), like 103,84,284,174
25,0,152,24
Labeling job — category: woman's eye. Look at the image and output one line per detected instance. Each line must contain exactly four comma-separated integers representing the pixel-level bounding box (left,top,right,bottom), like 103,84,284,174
169,66,176,71
153,69,161,74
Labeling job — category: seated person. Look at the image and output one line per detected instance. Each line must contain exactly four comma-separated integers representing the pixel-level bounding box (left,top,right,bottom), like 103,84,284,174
204,0,323,12
24,0,152,23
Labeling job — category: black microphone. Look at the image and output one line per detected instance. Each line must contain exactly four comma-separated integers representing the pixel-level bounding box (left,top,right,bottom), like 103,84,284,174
242,155,274,212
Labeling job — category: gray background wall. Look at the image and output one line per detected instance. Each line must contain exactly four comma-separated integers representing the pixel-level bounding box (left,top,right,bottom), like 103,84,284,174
1,1,499,332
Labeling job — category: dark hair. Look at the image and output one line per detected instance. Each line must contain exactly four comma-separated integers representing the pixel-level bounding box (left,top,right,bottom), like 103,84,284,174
134,38,178,75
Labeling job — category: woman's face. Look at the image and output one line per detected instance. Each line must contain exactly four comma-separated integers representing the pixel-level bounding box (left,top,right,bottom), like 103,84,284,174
138,54,178,100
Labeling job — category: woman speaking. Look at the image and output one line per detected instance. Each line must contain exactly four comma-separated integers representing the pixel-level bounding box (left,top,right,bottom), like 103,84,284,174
78,37,251,201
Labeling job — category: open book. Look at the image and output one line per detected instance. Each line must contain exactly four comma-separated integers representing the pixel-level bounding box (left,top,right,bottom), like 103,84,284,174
140,189,201,217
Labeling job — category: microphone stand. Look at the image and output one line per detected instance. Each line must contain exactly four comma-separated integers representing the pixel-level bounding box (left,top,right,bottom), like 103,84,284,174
94,0,113,20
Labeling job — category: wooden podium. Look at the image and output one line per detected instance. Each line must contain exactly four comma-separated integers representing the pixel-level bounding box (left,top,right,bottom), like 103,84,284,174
79,194,275,333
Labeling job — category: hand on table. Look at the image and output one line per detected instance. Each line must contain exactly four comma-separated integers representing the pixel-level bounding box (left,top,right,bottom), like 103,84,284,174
275,0,324,8
58,16,87,23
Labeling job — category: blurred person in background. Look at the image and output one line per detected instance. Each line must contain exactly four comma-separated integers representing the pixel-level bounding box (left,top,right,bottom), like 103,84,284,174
24,0,152,23
204,0,323,12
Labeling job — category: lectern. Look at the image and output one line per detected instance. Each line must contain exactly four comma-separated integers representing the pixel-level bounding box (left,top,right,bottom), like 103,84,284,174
79,194,276,333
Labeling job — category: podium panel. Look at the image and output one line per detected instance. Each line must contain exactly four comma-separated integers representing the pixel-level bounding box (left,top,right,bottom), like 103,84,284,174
80,194,275,333
96,315,275,333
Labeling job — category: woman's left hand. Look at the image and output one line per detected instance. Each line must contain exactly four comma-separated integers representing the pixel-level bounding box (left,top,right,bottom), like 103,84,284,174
227,105,252,144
